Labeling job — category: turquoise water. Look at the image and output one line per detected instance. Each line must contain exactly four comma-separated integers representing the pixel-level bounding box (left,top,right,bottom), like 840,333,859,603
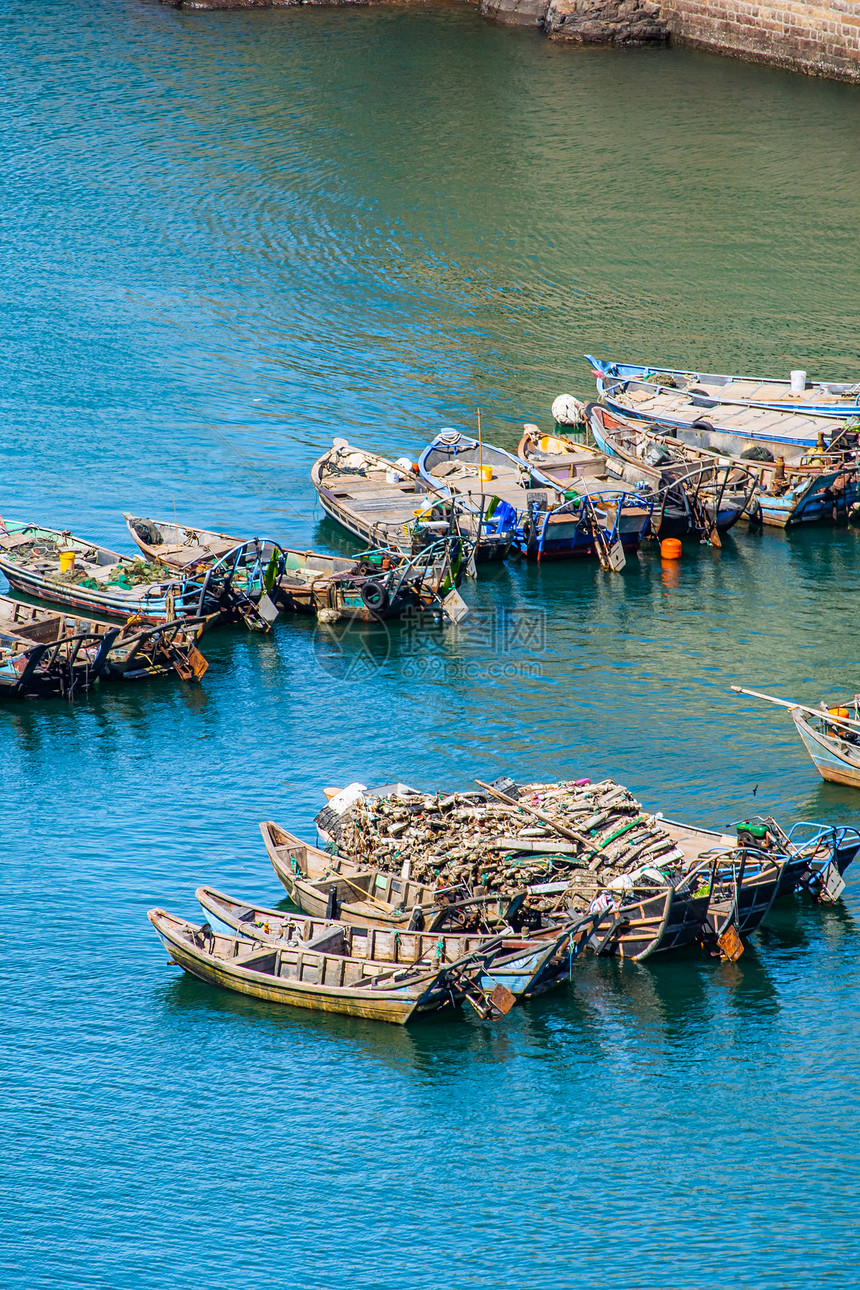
4,3,860,1285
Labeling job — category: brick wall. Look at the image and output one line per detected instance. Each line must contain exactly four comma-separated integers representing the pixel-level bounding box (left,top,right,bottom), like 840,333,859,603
660,0,860,79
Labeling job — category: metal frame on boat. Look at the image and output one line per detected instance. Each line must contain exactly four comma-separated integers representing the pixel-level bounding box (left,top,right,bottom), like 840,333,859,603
588,402,857,528
419,428,651,564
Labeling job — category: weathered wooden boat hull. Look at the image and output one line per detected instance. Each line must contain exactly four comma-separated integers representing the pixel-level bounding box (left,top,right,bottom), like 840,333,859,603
261,820,452,930
149,910,459,1024
420,430,650,562
0,523,208,622
312,443,492,566
593,370,851,448
0,594,210,692
196,886,581,1001
601,887,711,961
0,563,189,621
589,403,854,529
756,472,856,527
794,711,860,788
0,631,117,699
587,355,860,419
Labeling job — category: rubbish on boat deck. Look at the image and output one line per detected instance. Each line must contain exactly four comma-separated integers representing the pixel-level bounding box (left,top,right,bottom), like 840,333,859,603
315,776,685,907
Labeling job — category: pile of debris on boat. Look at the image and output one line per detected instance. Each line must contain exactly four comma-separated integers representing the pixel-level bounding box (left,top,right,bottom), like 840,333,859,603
147,769,859,1026
314,776,684,907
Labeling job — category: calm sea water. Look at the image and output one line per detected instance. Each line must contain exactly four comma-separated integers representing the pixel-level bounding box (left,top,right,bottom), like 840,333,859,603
3,3,860,1286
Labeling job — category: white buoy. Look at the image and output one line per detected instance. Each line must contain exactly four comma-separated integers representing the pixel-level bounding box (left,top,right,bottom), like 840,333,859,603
551,394,586,426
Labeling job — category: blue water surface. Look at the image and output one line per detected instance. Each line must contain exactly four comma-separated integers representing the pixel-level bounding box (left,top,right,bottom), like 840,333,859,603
3,3,860,1286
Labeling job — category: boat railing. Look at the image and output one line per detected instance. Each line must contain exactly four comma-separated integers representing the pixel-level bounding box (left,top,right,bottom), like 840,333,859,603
784,821,860,855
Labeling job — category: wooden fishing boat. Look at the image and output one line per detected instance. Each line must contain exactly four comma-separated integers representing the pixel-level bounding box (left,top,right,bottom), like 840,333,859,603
594,882,712,960
148,908,493,1024
261,820,510,932
698,853,782,949
196,886,602,1001
0,597,118,699
592,366,849,449
761,817,860,900
664,811,859,902
126,512,461,623
0,521,250,624
419,429,651,566
587,355,860,419
590,818,785,958
732,684,860,790
311,439,496,564
587,405,756,539
589,402,858,528
0,595,210,694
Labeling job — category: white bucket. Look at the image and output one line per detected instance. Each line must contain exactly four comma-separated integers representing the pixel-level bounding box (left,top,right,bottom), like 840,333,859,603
790,370,807,395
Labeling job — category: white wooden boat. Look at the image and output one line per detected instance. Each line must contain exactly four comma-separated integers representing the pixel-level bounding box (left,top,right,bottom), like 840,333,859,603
587,355,860,419
733,685,860,789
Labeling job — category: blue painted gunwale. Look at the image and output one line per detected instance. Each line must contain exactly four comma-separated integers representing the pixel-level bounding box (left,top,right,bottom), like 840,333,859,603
0,522,211,621
418,433,650,561
586,354,860,419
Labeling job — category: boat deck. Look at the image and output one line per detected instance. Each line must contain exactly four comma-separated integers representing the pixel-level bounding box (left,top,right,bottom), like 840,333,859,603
612,385,839,446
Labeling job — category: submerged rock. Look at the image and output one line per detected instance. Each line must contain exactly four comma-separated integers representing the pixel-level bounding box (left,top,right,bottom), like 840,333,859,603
479,0,551,27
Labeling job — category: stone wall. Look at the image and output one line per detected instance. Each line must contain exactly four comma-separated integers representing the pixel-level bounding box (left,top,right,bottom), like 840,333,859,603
661,0,860,80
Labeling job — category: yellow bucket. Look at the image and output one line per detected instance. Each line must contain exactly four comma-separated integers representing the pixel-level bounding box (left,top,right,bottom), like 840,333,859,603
478,465,493,483
59,549,76,573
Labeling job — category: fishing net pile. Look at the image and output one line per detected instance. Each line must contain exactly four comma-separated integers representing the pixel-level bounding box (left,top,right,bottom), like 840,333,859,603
58,558,175,590
316,778,685,909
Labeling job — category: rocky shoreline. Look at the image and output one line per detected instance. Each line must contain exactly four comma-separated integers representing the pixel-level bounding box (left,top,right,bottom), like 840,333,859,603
160,0,860,81
162,0,670,44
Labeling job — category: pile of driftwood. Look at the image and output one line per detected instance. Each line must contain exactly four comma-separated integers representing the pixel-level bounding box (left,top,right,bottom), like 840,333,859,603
318,778,684,907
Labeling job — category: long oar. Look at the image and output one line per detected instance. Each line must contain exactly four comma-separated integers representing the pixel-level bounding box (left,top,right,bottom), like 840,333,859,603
731,685,860,734
476,779,608,869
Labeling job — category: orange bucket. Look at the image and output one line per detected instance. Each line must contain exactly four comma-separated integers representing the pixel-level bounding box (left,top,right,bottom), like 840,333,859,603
660,538,682,561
